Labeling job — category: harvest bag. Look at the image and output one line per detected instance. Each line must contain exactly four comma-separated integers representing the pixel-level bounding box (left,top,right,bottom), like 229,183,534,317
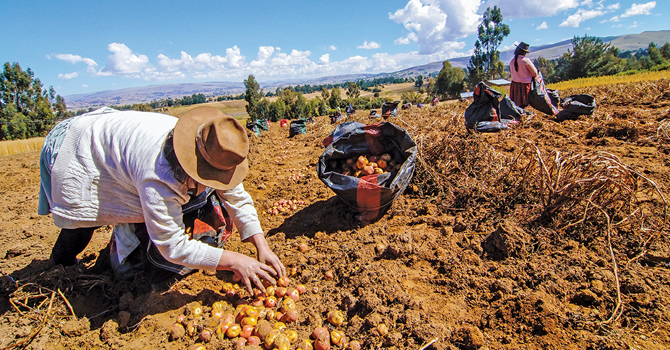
556,94,597,121
499,95,528,120
381,101,400,118
289,119,307,137
464,82,501,129
246,120,261,136
529,73,559,115
318,121,417,223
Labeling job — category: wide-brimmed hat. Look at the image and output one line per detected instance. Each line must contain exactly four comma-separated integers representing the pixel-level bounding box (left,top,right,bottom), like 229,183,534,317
516,42,530,53
173,106,249,190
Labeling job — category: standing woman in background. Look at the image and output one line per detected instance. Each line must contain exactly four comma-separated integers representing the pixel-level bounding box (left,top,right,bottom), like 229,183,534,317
509,42,539,108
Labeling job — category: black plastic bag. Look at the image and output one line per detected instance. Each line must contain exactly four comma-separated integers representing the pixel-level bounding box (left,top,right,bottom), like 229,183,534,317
529,73,559,115
476,119,519,133
381,101,400,118
548,89,560,108
289,119,306,137
464,82,501,129
499,95,528,120
556,94,597,121
318,121,417,223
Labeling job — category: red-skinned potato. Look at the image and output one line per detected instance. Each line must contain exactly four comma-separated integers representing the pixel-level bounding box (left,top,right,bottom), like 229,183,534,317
199,328,212,343
313,327,331,350
361,165,375,176
296,284,307,294
248,335,262,346
349,340,362,350
240,324,254,339
265,296,277,308
234,337,247,350
287,287,300,301
168,323,185,341
282,308,298,323
275,287,287,298
277,276,290,287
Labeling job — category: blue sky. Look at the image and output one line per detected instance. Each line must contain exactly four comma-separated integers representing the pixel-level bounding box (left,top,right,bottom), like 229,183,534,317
2,0,667,97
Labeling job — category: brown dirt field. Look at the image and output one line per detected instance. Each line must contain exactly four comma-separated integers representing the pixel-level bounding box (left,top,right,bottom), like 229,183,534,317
1,79,669,350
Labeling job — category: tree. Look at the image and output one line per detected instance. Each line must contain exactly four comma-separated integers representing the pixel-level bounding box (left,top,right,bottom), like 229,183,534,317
328,87,342,109
346,82,360,99
431,61,466,99
244,74,263,121
660,43,670,60
320,87,330,101
554,35,624,80
533,57,556,82
1,62,63,140
466,6,510,88
415,75,424,87
647,42,667,66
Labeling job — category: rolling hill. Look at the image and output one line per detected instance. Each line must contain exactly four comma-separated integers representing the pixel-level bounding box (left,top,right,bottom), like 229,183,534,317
64,30,670,110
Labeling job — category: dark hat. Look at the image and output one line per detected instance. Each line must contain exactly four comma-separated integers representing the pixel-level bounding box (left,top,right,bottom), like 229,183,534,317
516,42,530,52
173,106,249,190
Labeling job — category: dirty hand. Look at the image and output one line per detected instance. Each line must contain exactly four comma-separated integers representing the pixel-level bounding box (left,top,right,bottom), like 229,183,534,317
244,233,286,279
218,250,277,295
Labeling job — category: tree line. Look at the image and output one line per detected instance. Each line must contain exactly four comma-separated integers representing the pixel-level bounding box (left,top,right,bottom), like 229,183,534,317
0,62,67,140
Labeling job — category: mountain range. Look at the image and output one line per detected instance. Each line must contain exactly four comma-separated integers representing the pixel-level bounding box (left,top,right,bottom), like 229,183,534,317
64,30,670,110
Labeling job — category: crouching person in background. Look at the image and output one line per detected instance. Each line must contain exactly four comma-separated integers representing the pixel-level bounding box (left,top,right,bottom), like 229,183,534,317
38,106,285,293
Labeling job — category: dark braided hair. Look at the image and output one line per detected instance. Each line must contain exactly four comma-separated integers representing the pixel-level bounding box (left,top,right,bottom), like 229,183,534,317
162,129,188,184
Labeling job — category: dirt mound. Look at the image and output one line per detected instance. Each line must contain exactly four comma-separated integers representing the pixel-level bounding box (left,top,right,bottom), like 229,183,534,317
1,79,669,349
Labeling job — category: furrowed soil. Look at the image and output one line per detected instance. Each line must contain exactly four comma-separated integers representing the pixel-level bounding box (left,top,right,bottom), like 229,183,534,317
1,79,669,350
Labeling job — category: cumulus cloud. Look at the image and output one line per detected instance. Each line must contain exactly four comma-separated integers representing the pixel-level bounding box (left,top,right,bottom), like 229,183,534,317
101,43,149,75
320,54,330,64
328,45,337,51
53,54,98,67
358,41,380,49
484,0,579,19
629,21,639,28
536,21,548,30
560,9,605,27
621,1,655,18
58,72,78,80
389,0,480,55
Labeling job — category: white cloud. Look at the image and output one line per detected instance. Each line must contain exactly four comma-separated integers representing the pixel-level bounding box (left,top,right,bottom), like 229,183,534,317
328,45,337,51
621,1,655,18
53,54,98,67
389,0,481,55
58,72,78,80
395,37,410,45
607,3,620,10
609,15,619,21
101,43,149,75
82,84,88,88
629,21,639,28
484,0,579,19
559,9,605,27
319,54,330,65
358,41,380,49
536,21,548,30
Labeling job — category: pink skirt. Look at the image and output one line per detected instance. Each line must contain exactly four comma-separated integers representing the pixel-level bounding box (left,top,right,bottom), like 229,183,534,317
510,81,531,108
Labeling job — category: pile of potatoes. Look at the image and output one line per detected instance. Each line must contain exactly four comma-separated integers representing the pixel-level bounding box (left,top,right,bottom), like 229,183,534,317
329,153,402,178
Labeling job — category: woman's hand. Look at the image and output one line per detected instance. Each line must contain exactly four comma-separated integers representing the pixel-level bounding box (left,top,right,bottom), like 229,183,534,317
244,234,286,279
217,250,277,295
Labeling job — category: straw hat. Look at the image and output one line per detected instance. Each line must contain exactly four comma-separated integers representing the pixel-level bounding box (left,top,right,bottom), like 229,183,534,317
173,106,249,190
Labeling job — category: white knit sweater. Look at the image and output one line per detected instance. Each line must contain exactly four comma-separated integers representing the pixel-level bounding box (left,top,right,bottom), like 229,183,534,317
49,110,263,271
